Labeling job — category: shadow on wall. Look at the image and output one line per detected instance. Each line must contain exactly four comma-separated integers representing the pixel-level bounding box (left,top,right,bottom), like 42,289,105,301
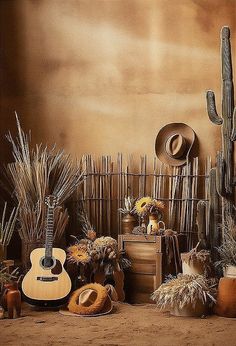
0,1,27,165
0,2,27,260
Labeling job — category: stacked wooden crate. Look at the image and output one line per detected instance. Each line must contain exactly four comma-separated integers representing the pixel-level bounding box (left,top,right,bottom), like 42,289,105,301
118,234,186,304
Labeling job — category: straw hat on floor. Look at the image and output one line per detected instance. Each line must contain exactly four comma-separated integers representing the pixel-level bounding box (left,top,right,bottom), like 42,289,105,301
60,283,117,317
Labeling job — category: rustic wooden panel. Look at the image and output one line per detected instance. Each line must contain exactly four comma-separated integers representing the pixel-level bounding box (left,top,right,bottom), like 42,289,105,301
126,273,155,292
124,242,157,262
119,235,186,304
129,262,156,275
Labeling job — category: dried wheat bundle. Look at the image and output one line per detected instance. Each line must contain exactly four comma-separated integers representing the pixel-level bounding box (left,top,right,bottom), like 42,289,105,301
183,249,211,265
151,274,217,310
0,202,18,248
6,114,84,242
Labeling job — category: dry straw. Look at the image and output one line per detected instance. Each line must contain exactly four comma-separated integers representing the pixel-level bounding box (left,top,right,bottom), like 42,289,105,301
6,113,85,243
216,216,236,268
151,274,217,310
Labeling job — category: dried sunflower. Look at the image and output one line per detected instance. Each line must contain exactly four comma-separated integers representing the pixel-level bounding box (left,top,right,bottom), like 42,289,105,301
135,197,165,216
134,197,153,216
67,244,91,265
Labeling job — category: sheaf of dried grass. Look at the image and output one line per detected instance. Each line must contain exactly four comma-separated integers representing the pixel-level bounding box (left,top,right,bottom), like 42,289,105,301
151,274,217,310
6,114,84,242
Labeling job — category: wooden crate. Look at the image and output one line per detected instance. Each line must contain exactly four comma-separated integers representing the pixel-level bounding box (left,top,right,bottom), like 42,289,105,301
118,234,186,304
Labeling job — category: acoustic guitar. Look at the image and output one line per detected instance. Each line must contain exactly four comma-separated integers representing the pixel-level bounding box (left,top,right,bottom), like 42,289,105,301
22,195,71,307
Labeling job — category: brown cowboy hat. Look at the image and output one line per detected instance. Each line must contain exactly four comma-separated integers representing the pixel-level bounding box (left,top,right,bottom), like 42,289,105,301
59,283,114,317
155,123,195,166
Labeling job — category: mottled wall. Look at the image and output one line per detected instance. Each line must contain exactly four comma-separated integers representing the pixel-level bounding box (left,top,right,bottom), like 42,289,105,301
1,0,236,166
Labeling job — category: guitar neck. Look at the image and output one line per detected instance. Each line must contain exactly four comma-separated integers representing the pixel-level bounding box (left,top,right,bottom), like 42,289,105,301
45,206,54,259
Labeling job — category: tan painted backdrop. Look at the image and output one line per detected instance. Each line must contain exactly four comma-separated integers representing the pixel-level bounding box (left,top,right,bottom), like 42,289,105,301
1,0,236,165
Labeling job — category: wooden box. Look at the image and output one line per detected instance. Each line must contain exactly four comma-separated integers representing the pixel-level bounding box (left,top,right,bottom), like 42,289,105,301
118,234,186,304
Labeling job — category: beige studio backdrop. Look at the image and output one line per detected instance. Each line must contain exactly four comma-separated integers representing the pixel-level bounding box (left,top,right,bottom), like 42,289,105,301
1,0,236,166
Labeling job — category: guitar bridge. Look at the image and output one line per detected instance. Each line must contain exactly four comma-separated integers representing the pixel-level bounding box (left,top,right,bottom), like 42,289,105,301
37,276,58,282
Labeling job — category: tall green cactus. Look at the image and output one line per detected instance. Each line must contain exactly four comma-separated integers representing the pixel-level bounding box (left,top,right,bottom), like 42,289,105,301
206,26,236,217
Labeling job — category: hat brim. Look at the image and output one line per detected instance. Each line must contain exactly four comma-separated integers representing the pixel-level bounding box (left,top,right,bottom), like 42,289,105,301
62,283,113,317
59,296,113,317
155,123,195,166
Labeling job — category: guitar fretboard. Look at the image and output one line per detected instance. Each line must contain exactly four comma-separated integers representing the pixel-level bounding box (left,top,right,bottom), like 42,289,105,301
45,207,55,259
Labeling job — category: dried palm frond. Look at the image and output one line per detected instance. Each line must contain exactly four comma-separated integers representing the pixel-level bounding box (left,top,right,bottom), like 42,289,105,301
6,113,85,242
0,202,18,247
151,274,217,311
78,201,95,237
118,196,135,214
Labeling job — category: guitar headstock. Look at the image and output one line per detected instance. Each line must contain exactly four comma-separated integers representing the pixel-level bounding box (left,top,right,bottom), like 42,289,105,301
45,195,58,208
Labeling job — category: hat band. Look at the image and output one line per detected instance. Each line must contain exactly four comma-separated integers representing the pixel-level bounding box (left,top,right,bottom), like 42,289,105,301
165,134,187,159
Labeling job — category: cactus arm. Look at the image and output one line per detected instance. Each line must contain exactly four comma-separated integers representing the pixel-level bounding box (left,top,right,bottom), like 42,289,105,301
221,26,232,81
206,90,223,125
230,106,236,141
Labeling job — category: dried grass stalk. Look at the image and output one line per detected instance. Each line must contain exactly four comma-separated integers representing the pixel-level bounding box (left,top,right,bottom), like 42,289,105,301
6,114,84,242
0,202,18,248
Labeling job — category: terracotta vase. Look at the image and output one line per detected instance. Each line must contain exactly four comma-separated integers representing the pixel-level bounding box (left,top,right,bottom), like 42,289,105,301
147,214,159,235
170,300,207,317
121,213,136,234
214,277,236,317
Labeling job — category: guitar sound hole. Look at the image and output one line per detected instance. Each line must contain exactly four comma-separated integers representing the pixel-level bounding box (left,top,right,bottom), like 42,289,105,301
42,257,54,268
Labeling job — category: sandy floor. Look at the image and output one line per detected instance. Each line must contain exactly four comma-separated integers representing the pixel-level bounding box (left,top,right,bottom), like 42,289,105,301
1,302,236,346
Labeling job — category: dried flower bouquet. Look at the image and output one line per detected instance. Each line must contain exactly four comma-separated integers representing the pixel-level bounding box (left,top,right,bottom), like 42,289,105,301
134,196,164,217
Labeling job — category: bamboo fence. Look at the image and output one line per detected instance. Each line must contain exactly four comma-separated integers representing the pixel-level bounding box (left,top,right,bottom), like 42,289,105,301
74,154,212,250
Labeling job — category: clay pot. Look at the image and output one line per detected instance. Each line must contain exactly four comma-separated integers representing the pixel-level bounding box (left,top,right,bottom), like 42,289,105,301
170,300,207,317
181,252,211,276
121,213,136,234
224,265,236,278
214,277,236,317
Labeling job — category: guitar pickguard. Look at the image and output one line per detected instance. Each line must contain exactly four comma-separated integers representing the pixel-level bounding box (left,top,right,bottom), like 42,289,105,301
51,259,63,275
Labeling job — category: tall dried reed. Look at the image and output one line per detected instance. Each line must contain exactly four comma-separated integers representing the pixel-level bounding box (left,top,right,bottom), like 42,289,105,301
6,114,84,243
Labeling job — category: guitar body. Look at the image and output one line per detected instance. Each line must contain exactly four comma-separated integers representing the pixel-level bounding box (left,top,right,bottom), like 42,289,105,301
22,247,71,307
